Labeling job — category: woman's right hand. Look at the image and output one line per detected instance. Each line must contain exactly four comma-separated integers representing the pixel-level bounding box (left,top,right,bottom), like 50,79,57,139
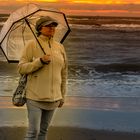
40,55,51,64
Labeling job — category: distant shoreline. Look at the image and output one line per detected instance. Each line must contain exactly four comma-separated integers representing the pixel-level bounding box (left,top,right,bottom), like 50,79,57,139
0,14,140,27
67,16,140,25
0,14,140,26
0,13,140,19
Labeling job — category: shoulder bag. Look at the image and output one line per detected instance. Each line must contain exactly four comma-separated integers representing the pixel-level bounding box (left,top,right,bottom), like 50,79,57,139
12,74,27,107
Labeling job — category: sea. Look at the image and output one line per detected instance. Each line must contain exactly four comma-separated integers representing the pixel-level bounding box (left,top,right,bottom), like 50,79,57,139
0,15,140,98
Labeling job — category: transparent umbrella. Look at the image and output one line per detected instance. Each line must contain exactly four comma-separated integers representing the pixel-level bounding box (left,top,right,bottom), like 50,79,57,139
0,4,70,62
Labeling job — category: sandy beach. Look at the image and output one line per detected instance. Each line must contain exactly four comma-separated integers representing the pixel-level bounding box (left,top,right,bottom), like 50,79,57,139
48,127,140,140
0,96,140,140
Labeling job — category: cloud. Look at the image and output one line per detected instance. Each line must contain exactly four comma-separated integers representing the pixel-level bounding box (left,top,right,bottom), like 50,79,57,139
0,1,139,17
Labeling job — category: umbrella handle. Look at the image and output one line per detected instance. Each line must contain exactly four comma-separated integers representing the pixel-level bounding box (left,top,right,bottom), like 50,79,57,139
25,18,46,55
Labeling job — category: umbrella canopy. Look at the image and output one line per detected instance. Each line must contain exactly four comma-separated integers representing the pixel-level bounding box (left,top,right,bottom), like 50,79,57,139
0,4,70,62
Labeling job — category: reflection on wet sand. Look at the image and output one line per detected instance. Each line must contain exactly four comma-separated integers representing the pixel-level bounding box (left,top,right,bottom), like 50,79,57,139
1,96,140,112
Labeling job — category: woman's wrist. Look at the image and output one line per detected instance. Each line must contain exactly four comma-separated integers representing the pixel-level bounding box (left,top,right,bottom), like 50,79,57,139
40,58,45,64
40,57,51,65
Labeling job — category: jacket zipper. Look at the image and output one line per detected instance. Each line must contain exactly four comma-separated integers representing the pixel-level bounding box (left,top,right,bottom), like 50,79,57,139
48,40,54,99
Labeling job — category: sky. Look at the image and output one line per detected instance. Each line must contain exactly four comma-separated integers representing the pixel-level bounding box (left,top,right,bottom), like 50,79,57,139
0,0,139,17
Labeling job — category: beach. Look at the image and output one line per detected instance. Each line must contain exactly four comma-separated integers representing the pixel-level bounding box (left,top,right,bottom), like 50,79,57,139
1,96,140,140
0,15,140,139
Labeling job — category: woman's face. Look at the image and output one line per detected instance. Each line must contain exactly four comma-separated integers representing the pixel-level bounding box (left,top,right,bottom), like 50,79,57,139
40,24,56,38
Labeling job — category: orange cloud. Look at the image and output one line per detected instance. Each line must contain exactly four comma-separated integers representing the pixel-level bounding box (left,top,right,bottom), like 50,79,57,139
16,0,58,1
0,0,139,17
70,0,140,4
1,0,140,4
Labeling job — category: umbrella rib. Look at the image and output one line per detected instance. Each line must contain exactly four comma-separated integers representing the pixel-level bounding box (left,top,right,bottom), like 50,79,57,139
24,18,46,55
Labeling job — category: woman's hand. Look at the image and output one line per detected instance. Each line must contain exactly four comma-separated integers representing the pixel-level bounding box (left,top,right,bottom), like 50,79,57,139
58,99,64,108
40,55,51,64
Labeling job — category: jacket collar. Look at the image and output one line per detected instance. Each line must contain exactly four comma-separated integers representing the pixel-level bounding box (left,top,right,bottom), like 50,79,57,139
39,35,53,42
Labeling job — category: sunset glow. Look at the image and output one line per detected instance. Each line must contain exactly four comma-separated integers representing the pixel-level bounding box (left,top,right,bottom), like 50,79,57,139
9,0,140,4
31,0,58,2
0,0,139,17
16,0,58,2
71,0,140,4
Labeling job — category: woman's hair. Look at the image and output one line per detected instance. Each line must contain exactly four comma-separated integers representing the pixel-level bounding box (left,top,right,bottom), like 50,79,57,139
36,31,41,37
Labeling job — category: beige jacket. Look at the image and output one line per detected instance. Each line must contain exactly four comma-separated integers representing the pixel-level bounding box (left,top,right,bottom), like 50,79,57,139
18,35,68,102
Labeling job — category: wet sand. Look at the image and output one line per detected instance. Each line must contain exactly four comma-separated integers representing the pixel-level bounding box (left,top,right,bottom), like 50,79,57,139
0,96,140,140
1,96,140,111
1,126,140,140
48,126,140,140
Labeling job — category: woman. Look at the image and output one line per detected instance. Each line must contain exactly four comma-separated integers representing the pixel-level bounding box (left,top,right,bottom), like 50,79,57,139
18,16,68,140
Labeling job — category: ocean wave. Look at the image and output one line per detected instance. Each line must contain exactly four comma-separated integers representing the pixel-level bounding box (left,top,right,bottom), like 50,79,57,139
69,63,140,79
69,23,140,31
0,15,140,97
0,75,19,96
67,17,90,21
67,72,140,97
1,21,140,31
69,24,140,31
102,24,140,29
103,24,140,28
94,63,140,73
69,24,95,29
